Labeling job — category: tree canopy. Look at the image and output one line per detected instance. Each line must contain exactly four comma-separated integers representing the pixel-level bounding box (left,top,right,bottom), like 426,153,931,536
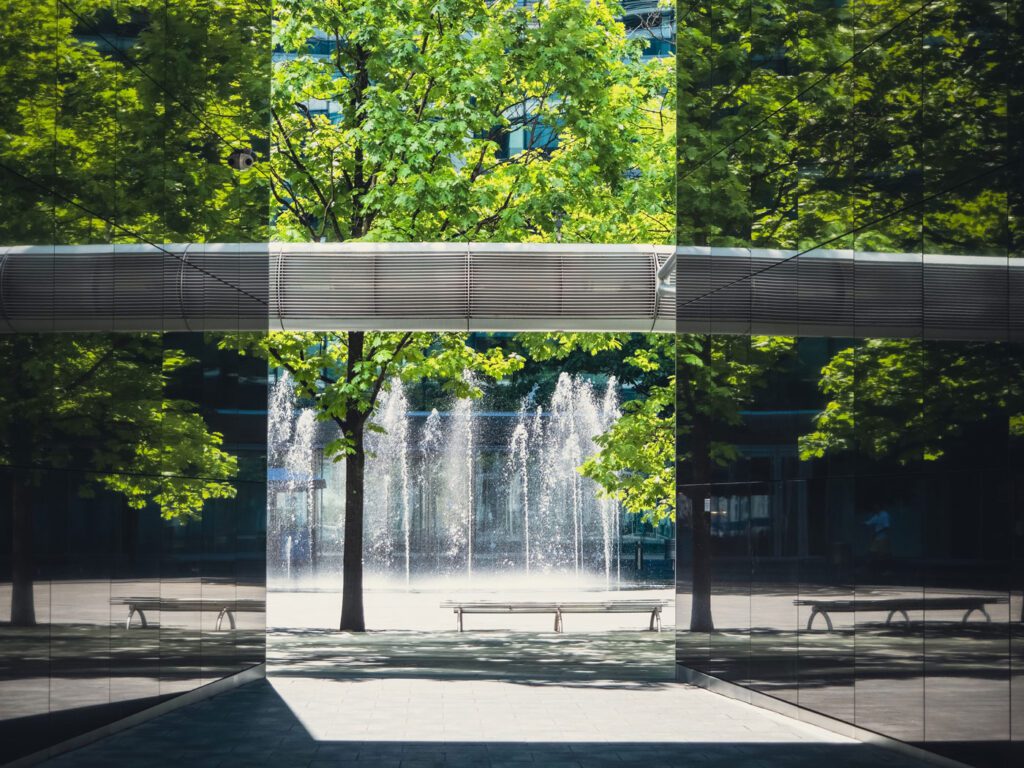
677,0,1010,253
270,0,674,244
0,0,269,245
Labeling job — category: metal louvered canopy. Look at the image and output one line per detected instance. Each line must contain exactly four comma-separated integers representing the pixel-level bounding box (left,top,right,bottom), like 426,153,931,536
0,242,676,333
677,246,1024,341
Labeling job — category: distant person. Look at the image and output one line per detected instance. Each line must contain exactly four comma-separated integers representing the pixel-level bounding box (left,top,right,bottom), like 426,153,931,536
864,508,892,559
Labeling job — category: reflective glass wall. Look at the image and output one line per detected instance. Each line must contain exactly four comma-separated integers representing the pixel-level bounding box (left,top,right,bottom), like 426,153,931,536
0,2,270,763
676,337,1024,766
676,0,1024,765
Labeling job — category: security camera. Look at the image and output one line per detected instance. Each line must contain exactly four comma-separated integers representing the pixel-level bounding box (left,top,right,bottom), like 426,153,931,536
227,148,256,171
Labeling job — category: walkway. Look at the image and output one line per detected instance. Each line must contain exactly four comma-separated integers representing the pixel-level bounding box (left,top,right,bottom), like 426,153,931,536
42,624,938,768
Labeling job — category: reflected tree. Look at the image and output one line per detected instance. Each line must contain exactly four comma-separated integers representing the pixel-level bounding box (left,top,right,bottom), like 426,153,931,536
677,335,793,631
800,339,1024,463
677,0,1015,632
0,0,269,244
0,335,238,627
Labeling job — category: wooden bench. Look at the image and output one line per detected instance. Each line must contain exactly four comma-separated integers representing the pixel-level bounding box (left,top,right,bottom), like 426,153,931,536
440,600,667,633
112,597,266,631
794,596,1009,632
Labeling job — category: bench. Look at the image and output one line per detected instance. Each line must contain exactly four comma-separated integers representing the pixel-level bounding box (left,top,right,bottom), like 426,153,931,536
112,597,266,631
440,600,668,633
794,596,1009,632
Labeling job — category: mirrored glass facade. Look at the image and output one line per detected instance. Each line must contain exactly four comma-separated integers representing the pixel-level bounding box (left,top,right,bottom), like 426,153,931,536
0,2,269,763
676,1,1024,765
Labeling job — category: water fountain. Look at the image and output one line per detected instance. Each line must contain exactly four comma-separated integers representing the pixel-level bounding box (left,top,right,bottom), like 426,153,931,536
268,371,625,587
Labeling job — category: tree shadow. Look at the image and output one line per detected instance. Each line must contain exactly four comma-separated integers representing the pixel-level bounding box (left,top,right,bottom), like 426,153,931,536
266,627,677,690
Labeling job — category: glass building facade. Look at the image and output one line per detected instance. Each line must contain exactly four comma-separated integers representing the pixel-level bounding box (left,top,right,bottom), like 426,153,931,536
676,1,1024,765
0,2,270,763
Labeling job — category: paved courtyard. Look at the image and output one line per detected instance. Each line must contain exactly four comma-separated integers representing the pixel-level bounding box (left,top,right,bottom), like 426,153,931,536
40,591,938,768
41,673,936,767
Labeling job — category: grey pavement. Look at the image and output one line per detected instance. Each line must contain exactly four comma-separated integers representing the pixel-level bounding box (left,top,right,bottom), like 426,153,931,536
39,627,940,768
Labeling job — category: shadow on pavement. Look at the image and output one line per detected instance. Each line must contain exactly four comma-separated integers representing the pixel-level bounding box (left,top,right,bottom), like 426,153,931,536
40,678,940,768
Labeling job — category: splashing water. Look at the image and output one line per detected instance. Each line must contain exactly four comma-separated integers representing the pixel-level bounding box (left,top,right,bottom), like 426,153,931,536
268,371,625,587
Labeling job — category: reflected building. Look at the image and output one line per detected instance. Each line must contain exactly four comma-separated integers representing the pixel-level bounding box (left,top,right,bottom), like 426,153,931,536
676,0,1024,766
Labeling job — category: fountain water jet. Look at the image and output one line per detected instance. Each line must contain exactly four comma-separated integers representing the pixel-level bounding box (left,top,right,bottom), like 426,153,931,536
268,371,627,588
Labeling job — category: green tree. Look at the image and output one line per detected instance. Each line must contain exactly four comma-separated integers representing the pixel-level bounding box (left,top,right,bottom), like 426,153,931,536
270,0,673,244
264,0,674,631
226,332,523,631
579,336,676,524
0,334,238,626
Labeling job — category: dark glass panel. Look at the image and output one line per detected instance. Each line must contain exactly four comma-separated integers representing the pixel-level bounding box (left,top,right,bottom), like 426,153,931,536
705,337,752,686
919,339,1014,758
676,483,712,674
794,335,857,724
234,480,267,671
1012,448,1024,751
47,469,113,722
797,475,857,725
0,468,54,762
109,487,162,707
748,480,800,704
922,468,1012,754
852,472,925,742
707,481,753,686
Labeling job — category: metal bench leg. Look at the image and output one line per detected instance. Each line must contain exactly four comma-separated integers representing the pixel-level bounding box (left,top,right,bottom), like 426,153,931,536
807,607,831,632
962,607,992,624
126,606,148,630
216,608,236,631
649,607,661,632
554,609,563,633
456,608,464,632
806,608,833,632
885,609,910,628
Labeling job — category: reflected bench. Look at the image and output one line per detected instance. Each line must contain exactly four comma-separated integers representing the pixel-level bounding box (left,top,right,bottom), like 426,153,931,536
440,600,667,633
112,597,266,630
794,596,1009,632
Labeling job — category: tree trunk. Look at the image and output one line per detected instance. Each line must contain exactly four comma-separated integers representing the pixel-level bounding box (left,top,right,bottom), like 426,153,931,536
339,422,366,631
11,476,36,627
340,330,367,632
